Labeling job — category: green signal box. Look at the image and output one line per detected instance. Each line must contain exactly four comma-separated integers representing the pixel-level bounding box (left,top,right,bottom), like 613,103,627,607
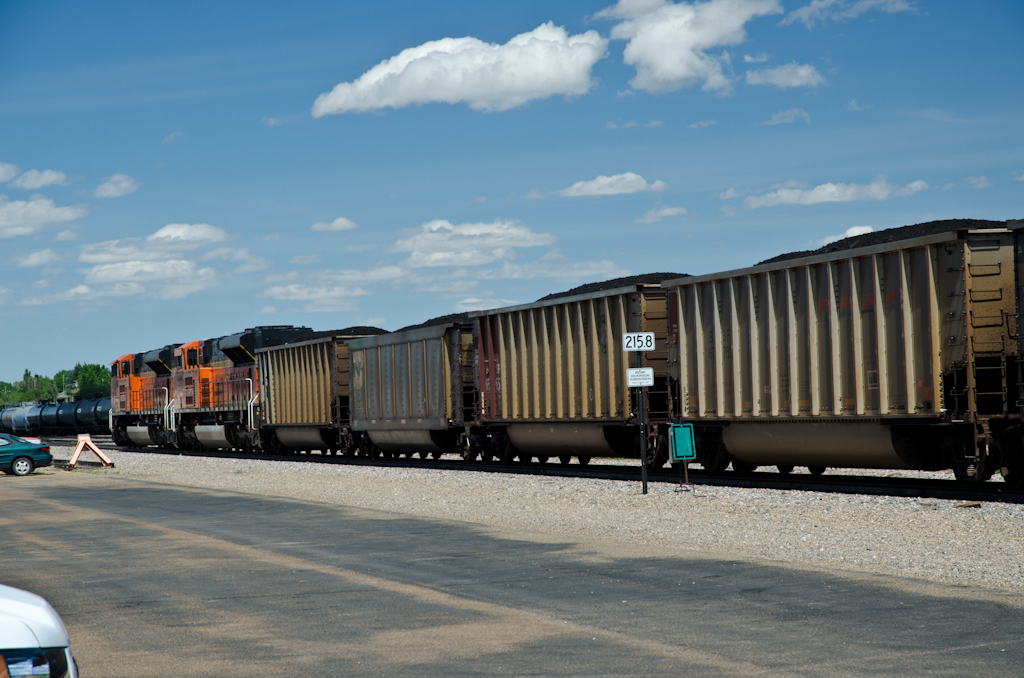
669,424,696,462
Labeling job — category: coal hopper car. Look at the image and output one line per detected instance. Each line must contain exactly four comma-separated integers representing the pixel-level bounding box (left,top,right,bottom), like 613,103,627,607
663,226,1024,487
255,328,387,453
469,284,671,465
348,323,474,459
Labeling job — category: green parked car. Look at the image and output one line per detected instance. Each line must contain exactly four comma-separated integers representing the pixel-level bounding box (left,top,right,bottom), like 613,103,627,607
0,433,52,476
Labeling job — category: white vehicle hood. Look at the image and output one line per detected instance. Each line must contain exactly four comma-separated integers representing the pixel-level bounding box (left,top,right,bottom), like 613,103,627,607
0,584,70,648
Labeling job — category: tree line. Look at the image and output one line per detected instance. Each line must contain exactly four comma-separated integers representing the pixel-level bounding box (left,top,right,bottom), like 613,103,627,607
0,364,112,406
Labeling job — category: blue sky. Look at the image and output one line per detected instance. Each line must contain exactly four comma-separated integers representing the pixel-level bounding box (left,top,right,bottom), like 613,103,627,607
1,0,1022,381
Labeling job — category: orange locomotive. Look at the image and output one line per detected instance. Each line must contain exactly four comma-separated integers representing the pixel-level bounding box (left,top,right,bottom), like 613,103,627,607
110,326,311,451
110,344,179,447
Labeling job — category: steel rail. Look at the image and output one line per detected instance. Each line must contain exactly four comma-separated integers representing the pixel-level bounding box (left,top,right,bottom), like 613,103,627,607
46,435,1024,505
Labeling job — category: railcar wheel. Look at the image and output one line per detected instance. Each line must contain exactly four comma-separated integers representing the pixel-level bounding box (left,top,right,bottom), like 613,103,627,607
361,439,381,460
997,431,1024,489
807,465,826,476
536,455,552,464
11,457,34,477
777,465,794,475
462,437,481,464
731,460,756,477
1002,460,1024,490
559,454,572,465
577,456,591,466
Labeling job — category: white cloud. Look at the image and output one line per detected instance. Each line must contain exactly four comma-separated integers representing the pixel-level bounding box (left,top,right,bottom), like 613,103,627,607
608,120,664,128
18,282,145,306
18,248,59,267
260,305,277,314
782,0,916,28
55,229,78,241
261,283,369,313
558,172,667,197
845,98,869,111
311,216,357,232
719,187,750,199
320,265,406,282
263,116,298,127
74,223,231,300
942,182,956,191
81,261,218,299
689,119,717,128
290,254,321,265
0,162,19,183
12,169,68,190
743,53,769,63
597,0,782,94
763,108,811,125
1015,173,1024,182
203,247,271,273
744,175,927,208
311,22,608,115
94,174,140,198
148,223,227,243
392,219,556,267
636,206,688,223
967,176,992,189
454,297,521,312
0,195,88,238
162,132,184,144
812,225,873,247
746,62,825,88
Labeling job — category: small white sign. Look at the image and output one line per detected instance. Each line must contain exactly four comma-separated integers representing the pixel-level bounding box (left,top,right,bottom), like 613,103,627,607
626,367,654,388
622,332,655,352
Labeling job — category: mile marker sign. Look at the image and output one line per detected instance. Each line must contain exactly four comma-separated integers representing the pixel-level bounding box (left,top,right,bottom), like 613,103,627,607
622,332,655,351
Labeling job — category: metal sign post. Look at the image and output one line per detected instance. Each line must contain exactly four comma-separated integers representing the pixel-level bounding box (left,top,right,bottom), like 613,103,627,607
669,423,696,490
623,332,655,495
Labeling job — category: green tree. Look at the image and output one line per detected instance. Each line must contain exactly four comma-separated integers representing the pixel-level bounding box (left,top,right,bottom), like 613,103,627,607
76,363,112,399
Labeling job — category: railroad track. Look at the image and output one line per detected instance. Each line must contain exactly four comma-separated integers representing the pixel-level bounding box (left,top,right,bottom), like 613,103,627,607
47,436,1024,505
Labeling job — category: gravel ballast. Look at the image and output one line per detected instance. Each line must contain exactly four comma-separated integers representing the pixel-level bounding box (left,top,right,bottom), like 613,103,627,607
39,444,1024,596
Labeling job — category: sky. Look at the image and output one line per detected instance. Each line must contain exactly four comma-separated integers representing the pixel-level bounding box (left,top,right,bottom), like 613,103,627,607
1,0,1022,381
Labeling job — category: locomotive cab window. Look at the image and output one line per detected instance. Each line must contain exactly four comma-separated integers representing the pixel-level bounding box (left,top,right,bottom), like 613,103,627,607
186,349,198,368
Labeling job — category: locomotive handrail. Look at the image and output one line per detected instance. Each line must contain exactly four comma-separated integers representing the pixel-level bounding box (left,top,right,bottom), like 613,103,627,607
164,396,177,432
245,378,256,431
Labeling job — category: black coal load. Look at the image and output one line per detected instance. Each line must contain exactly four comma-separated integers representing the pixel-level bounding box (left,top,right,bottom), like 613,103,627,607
537,272,689,302
288,326,390,343
396,312,473,332
758,218,1011,266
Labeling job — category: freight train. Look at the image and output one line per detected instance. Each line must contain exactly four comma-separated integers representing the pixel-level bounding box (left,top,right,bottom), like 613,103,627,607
89,219,1024,489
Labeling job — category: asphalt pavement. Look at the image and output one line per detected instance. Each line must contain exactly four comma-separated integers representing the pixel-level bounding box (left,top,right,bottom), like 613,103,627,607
1,473,1020,677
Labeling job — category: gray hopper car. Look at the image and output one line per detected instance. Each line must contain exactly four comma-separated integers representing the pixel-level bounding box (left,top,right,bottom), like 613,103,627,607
347,323,472,458
663,227,1024,486
256,332,373,453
